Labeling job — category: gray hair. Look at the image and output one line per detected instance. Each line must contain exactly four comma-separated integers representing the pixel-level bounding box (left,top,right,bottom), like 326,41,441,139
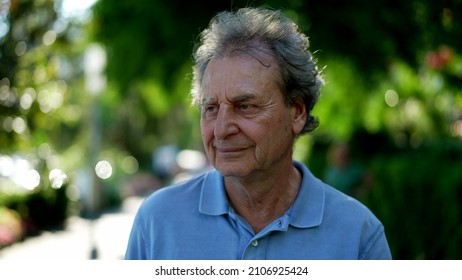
191,7,324,134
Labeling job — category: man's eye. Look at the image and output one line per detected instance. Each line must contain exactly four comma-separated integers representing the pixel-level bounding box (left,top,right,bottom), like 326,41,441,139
205,105,217,112
237,104,258,114
202,105,218,117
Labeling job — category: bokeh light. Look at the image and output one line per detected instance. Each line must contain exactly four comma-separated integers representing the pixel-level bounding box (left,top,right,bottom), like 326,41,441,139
95,160,112,179
49,168,67,189
384,89,399,107
121,156,139,174
176,149,207,171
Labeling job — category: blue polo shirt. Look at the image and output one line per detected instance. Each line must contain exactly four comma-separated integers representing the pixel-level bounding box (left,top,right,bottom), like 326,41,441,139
125,161,392,259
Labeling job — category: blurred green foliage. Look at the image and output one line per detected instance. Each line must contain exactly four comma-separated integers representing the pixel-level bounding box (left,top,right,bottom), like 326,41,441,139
0,183,69,233
1,0,461,258
365,140,462,259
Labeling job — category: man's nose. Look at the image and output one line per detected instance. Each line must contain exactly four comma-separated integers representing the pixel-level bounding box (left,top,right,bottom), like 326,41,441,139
214,106,239,140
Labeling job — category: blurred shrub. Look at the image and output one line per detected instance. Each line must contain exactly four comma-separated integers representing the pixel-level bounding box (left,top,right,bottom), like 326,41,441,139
363,139,462,259
308,134,462,259
0,184,70,237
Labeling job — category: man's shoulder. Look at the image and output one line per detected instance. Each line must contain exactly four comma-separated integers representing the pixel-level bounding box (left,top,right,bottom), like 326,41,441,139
321,182,382,227
138,171,212,212
296,161,381,224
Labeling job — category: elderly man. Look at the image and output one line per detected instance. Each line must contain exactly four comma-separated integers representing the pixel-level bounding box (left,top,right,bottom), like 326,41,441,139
125,7,392,260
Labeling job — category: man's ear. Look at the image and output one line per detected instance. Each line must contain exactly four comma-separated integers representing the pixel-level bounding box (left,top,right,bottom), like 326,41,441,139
292,98,307,135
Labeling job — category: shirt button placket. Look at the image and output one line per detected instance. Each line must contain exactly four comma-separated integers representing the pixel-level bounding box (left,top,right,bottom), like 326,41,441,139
251,239,259,247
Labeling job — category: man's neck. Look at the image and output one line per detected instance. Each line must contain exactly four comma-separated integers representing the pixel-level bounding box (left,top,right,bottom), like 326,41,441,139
224,164,302,233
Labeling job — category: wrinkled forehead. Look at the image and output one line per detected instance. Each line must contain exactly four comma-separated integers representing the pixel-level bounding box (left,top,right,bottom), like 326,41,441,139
204,42,283,91
199,52,285,109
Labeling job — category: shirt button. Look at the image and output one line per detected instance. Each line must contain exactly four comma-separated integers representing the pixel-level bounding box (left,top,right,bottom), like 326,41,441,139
251,240,259,247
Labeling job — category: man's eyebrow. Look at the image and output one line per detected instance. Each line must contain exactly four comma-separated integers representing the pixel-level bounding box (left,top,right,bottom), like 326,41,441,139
228,94,257,103
200,94,257,105
200,97,217,106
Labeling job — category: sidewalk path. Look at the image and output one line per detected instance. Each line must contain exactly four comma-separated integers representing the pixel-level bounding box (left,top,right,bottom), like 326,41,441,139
0,197,143,260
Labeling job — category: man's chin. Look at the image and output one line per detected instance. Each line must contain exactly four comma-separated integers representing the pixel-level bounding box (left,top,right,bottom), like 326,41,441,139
215,165,251,178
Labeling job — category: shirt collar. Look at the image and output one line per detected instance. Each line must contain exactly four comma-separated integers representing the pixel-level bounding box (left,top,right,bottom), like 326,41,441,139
199,170,229,215
199,161,325,228
289,161,324,228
